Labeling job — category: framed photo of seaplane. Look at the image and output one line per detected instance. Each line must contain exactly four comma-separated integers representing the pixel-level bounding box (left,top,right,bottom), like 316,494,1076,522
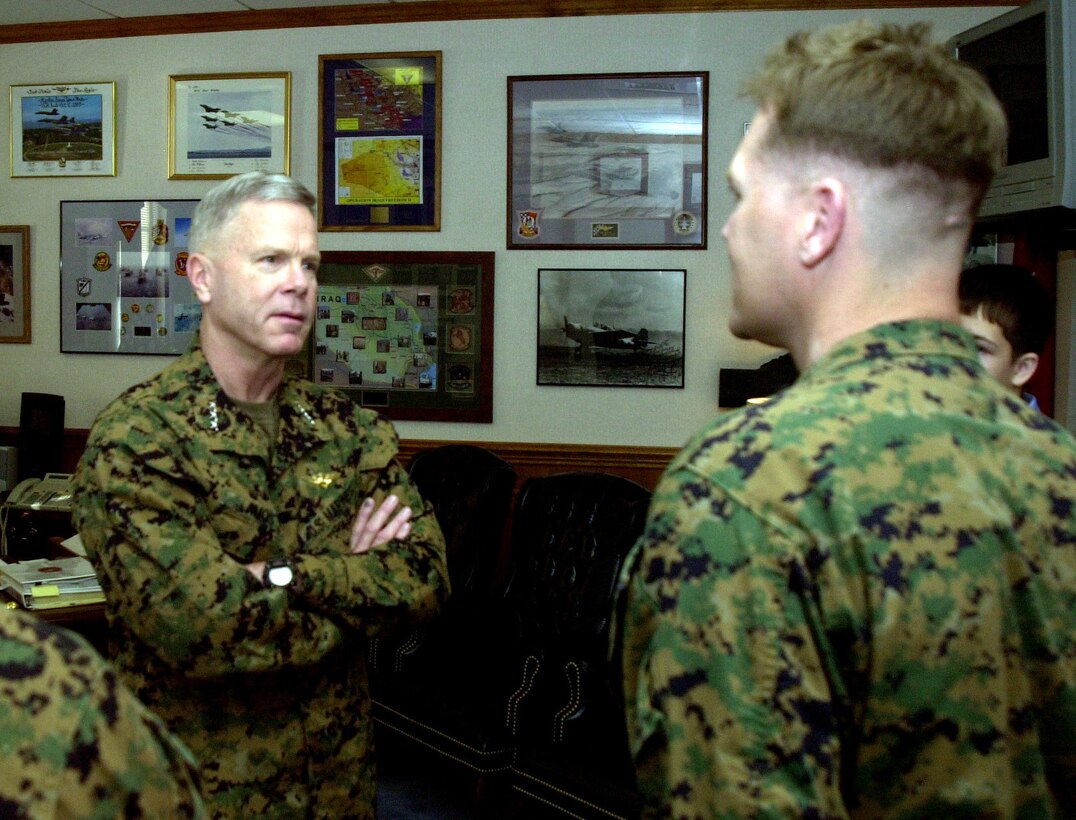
537,268,686,388
10,81,116,177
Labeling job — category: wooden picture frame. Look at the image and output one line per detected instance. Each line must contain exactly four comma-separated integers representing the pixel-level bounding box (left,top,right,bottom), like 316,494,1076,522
9,82,116,177
168,72,291,179
0,225,31,344
60,199,200,354
308,251,493,422
318,52,441,232
509,72,708,249
537,268,686,387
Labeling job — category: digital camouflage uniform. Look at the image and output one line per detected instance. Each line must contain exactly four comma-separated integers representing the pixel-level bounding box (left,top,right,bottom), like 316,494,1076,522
72,344,449,819
620,320,1076,818
0,607,205,819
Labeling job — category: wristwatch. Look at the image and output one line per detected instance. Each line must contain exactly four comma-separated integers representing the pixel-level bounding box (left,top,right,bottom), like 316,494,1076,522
263,558,300,591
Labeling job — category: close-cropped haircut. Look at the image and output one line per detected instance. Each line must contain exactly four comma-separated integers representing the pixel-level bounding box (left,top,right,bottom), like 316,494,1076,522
742,21,1008,201
189,171,316,255
959,263,1054,356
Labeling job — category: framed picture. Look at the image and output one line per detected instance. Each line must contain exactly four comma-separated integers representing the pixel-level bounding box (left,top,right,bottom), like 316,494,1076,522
537,268,686,388
9,82,116,177
0,225,31,344
309,251,493,422
508,72,708,249
168,72,291,179
318,52,441,232
60,199,200,354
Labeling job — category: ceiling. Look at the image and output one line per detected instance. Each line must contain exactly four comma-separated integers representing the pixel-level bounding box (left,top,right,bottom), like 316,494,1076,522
0,0,436,27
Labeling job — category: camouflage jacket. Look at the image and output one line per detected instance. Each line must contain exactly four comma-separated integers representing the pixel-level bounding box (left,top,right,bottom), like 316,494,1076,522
72,344,449,819
620,320,1076,819
0,608,205,819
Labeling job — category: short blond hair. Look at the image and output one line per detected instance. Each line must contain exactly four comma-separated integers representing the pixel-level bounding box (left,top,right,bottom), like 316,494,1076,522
743,21,1008,204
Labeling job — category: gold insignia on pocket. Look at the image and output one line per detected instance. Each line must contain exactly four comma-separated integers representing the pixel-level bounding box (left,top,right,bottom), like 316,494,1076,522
310,474,334,488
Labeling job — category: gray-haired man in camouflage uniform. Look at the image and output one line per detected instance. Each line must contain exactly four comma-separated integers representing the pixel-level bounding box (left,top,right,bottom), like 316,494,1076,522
619,20,1076,818
0,607,206,818
73,171,449,818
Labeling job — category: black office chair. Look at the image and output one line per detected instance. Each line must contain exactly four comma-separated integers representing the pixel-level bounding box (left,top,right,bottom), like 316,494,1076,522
371,444,520,783
503,472,649,819
374,470,650,818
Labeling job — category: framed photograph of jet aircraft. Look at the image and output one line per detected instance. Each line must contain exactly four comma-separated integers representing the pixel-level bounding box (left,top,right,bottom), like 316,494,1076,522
508,72,708,249
307,250,493,422
318,52,442,232
168,72,291,180
537,268,686,388
0,225,31,344
9,81,116,177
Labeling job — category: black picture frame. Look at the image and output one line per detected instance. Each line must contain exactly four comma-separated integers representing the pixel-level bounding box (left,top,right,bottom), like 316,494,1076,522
509,72,708,249
537,268,686,387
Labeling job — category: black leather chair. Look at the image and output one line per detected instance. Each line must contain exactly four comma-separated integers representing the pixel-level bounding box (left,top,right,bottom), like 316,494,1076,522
503,472,649,819
371,444,520,778
374,469,650,818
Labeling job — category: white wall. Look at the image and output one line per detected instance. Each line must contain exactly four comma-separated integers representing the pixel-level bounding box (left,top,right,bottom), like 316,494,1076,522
0,7,1009,446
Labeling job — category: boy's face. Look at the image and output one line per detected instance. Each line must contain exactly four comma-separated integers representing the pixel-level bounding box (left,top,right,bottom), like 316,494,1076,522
960,306,1039,393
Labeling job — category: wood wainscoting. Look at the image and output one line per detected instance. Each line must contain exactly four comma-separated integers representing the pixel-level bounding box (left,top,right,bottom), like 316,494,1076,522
0,428,677,492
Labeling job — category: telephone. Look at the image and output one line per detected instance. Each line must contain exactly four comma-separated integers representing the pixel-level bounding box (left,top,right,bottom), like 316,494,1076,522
4,473,75,512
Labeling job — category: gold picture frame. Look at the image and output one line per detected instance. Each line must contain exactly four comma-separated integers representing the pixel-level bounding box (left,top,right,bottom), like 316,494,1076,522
9,82,116,177
0,225,31,344
168,72,291,180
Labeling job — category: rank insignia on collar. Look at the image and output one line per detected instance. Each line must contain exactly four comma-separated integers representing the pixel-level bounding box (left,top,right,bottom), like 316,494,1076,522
310,474,334,488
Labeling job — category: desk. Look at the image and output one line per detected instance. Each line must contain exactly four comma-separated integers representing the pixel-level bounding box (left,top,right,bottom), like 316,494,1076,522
4,598,108,653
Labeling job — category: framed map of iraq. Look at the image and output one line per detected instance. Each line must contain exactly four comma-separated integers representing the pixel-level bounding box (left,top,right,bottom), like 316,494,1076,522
308,251,493,422
318,52,442,231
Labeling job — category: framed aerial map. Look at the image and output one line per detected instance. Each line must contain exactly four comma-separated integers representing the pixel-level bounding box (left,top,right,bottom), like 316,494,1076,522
317,52,441,232
308,251,493,422
508,72,708,249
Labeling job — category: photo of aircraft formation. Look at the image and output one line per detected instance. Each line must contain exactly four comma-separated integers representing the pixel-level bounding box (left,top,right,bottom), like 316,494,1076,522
20,98,103,162
197,103,269,140
185,101,272,159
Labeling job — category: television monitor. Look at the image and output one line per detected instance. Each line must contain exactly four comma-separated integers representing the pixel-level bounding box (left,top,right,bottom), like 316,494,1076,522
948,0,1075,218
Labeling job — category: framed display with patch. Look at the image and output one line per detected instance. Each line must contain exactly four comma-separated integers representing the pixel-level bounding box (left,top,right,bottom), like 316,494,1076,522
307,251,493,422
10,81,116,177
317,52,441,232
59,199,200,354
508,72,708,249
168,72,291,180
0,225,31,344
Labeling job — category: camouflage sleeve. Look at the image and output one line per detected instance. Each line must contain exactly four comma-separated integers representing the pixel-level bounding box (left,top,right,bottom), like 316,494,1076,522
289,419,450,637
73,431,345,680
0,612,206,818
621,465,844,819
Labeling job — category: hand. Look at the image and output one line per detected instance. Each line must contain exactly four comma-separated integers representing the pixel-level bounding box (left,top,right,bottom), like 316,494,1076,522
350,495,412,554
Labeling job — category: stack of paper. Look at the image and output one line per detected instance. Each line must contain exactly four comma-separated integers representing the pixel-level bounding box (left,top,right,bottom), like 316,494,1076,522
0,556,104,610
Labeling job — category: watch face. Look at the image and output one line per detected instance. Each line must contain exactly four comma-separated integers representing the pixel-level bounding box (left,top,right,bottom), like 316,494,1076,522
267,564,294,587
